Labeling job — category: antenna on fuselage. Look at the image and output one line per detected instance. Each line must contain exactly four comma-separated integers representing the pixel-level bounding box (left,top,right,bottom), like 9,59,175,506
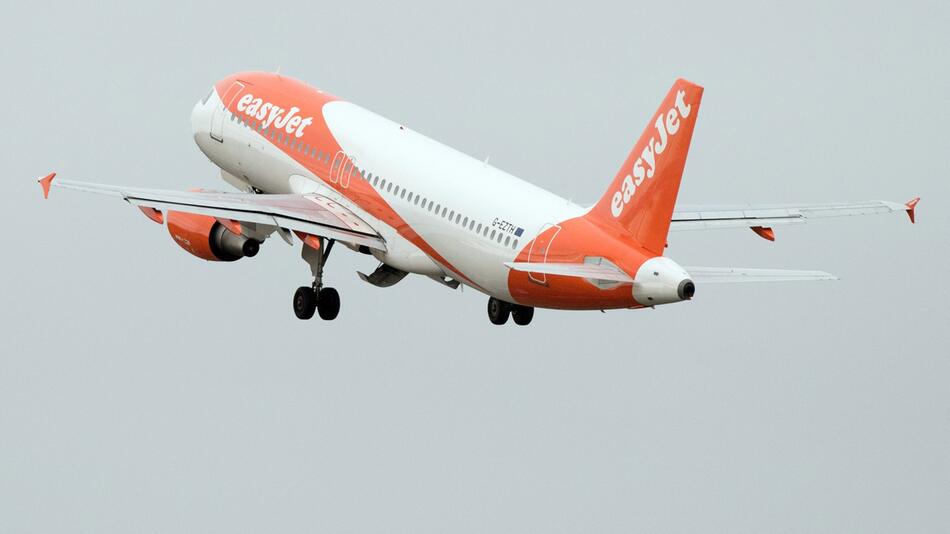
275,65,282,78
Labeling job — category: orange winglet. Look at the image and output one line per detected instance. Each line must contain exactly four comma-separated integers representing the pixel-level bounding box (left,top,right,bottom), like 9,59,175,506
750,226,775,241
215,217,242,236
38,172,56,199
904,197,920,224
138,206,164,224
293,231,321,250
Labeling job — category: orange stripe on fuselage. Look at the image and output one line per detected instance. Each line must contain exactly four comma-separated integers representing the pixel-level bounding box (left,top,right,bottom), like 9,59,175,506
214,72,481,289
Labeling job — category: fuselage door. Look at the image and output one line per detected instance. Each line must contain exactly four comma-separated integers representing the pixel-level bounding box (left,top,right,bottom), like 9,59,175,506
210,81,247,142
527,223,561,285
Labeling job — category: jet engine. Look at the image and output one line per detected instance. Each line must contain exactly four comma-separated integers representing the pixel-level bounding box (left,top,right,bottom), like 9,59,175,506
166,211,260,261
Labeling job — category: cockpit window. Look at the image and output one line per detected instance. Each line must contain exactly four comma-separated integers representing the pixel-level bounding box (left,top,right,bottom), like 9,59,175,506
201,88,214,105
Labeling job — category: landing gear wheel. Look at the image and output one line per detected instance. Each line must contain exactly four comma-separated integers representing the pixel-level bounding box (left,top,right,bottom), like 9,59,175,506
487,297,510,325
317,287,340,321
293,286,317,320
511,305,534,326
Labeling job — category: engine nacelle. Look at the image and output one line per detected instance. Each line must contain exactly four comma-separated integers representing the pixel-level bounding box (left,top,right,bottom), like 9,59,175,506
166,211,260,261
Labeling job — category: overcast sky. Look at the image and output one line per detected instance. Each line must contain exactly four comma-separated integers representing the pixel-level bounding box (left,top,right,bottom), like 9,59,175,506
2,1,948,532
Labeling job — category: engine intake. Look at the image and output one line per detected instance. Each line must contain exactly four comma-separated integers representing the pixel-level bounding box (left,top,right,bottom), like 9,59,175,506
167,211,260,261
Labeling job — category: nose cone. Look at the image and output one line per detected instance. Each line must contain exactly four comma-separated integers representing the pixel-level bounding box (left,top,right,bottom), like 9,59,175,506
632,256,694,306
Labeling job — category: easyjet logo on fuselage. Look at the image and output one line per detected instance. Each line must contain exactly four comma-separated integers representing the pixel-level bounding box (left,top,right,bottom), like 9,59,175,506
235,93,314,138
610,90,692,218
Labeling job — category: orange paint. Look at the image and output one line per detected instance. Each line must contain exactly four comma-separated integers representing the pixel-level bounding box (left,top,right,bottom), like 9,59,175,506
905,197,920,224
215,72,481,288
509,80,704,309
589,79,704,255
138,206,164,224
751,226,775,241
293,231,322,250
166,211,221,261
38,172,56,199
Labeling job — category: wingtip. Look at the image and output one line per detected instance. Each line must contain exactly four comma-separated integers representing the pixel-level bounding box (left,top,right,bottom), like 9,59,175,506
905,197,920,224
38,172,56,199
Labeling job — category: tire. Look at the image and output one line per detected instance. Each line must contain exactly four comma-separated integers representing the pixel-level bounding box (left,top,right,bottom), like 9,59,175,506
511,305,534,326
293,286,317,320
317,287,341,321
487,297,510,325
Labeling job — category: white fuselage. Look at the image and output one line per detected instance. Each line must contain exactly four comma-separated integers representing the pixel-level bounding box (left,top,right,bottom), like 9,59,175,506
192,90,585,300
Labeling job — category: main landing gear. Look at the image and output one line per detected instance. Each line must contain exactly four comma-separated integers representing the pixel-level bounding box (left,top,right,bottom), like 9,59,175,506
487,297,534,326
293,238,341,321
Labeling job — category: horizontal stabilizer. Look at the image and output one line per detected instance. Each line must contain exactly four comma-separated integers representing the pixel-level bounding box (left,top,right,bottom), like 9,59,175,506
504,261,634,283
685,266,837,283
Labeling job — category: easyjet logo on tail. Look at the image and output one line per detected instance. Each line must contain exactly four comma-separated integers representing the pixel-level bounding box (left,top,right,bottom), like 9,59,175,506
610,90,692,218
235,93,314,138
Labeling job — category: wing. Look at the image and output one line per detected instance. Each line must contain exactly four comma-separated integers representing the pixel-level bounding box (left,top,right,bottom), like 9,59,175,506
671,198,919,238
684,266,837,283
38,173,386,251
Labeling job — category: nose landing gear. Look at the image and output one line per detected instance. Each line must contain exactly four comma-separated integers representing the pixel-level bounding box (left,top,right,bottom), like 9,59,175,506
487,297,534,326
293,237,341,321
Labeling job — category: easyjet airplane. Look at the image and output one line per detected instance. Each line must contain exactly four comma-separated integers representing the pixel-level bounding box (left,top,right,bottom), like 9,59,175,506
37,72,919,325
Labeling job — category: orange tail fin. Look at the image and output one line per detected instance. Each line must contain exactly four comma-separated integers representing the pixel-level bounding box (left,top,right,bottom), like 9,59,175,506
588,79,703,255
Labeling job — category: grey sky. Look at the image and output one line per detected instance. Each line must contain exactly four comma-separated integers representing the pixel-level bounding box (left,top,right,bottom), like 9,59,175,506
2,1,948,532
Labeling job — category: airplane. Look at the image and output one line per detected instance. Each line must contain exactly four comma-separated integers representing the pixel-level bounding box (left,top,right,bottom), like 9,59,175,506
37,72,919,325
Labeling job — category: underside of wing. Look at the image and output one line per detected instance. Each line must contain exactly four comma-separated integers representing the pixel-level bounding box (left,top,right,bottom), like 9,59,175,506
42,175,386,251
684,266,837,283
671,198,919,234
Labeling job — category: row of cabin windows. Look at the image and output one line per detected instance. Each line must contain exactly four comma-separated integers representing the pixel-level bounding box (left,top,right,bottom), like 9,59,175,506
363,170,520,250
230,112,334,163
229,111,520,250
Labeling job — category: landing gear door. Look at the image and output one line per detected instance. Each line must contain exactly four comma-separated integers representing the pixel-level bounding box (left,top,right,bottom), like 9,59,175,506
210,81,247,142
527,223,561,285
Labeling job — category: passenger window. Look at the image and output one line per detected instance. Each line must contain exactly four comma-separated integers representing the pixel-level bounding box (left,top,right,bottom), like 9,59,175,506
463,217,468,227
442,207,447,217
414,196,419,205
497,233,503,243
400,189,406,199
456,214,462,224
490,229,496,239
449,210,454,220
394,185,400,196
387,183,393,193
469,220,475,231
435,204,440,213
373,176,380,186
513,239,518,249
476,223,482,233
484,227,489,237
505,236,511,246
380,179,387,188
428,200,434,210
